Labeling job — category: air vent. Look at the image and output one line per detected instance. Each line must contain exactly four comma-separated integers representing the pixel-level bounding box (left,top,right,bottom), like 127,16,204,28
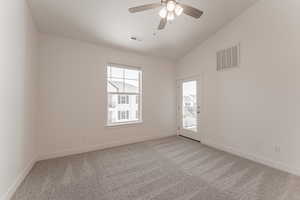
130,36,142,42
217,44,240,71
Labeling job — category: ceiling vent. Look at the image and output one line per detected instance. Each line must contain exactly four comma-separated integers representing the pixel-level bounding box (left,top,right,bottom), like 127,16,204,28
130,36,142,42
217,44,240,71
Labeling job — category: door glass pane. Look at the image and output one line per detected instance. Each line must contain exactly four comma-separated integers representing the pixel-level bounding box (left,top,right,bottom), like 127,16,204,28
182,81,197,132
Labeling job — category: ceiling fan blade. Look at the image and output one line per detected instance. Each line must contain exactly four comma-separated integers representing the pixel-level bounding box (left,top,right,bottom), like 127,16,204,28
158,18,167,30
129,3,161,13
180,4,203,19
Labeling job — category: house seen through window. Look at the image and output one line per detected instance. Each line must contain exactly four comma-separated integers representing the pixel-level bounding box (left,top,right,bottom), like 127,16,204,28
107,64,142,125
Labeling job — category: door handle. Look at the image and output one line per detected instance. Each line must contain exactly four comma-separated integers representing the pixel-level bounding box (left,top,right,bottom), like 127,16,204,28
197,106,200,114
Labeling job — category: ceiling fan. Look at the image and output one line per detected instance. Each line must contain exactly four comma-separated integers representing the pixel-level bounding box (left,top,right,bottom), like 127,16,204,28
129,0,203,30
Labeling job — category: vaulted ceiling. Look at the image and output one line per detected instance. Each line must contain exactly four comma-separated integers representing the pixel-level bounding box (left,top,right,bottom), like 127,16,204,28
28,0,258,60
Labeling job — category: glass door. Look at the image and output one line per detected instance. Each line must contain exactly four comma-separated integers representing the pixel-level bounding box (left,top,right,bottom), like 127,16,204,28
178,77,201,141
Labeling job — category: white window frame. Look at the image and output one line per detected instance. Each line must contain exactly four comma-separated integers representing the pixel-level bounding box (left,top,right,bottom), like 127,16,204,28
106,63,143,126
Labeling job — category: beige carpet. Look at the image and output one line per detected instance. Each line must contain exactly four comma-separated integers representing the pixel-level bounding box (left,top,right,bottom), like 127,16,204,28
12,136,300,200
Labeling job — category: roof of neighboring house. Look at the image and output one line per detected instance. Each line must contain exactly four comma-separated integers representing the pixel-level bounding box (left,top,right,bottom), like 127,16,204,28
108,81,138,93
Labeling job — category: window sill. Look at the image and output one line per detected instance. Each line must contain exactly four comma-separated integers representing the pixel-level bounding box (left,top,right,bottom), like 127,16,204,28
105,120,143,128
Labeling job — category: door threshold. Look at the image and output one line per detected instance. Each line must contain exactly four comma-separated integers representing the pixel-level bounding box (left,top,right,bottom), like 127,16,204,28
179,135,201,143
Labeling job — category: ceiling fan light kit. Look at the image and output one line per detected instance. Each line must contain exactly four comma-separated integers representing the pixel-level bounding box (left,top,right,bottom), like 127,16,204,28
129,0,203,30
159,7,168,18
167,11,175,21
166,1,176,11
159,1,183,20
175,4,183,16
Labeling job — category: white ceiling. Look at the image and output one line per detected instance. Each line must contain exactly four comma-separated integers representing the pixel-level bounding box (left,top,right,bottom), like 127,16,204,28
28,0,258,60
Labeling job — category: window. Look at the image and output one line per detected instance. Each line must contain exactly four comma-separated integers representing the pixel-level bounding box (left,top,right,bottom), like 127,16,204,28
118,111,129,120
118,95,129,104
182,81,197,132
107,64,142,125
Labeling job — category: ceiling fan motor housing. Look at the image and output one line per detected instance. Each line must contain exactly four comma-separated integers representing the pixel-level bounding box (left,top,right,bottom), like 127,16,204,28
161,0,176,5
129,0,203,30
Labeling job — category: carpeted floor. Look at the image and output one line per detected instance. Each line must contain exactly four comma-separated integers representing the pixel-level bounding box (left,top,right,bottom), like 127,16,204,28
12,136,300,200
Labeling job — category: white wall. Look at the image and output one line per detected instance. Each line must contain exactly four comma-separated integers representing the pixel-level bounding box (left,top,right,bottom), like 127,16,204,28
0,0,39,199
38,34,176,159
176,0,300,175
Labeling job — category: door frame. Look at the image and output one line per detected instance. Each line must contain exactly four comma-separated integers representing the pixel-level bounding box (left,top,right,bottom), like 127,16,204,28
176,74,203,142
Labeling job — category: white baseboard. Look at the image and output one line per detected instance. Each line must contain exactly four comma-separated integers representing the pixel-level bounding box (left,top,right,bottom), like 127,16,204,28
0,158,37,200
38,133,176,161
202,139,300,176
1,133,175,200
2,135,298,200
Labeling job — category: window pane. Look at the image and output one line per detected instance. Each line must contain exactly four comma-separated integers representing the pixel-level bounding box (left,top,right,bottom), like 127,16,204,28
124,79,139,93
182,81,197,132
107,78,124,92
107,65,141,125
117,95,129,104
108,66,124,79
125,69,139,80
107,94,140,124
